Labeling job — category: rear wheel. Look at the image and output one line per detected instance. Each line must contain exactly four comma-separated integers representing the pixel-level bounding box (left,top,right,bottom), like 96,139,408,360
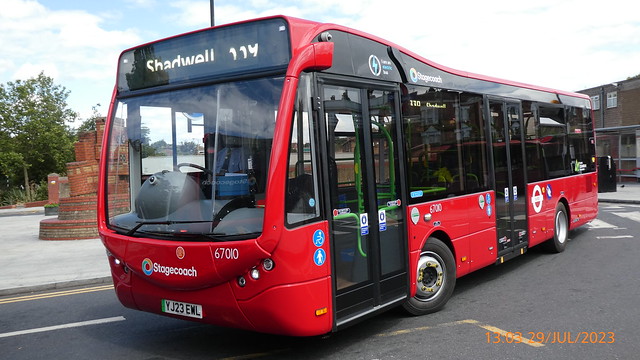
403,237,456,316
543,202,569,253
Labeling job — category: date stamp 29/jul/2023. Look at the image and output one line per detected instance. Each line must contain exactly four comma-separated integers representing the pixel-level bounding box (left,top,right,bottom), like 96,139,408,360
486,331,615,344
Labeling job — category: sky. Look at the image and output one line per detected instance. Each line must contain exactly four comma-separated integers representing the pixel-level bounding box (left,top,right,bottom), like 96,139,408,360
2,0,639,123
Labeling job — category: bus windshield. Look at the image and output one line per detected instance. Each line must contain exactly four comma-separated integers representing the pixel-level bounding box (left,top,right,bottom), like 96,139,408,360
105,76,284,240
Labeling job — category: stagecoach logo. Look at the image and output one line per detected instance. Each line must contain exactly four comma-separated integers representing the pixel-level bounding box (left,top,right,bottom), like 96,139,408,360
409,67,443,84
141,257,198,277
369,55,382,76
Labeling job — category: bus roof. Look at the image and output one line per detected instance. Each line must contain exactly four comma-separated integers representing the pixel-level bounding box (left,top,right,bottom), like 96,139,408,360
117,15,589,103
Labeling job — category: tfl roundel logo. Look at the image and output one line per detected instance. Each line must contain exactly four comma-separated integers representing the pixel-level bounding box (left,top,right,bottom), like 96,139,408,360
142,258,153,276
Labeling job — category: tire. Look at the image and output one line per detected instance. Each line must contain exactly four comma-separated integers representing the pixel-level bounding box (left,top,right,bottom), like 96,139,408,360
542,202,569,253
403,237,456,316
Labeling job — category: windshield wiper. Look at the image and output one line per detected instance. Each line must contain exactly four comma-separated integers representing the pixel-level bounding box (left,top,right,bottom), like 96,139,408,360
201,232,261,241
126,220,212,236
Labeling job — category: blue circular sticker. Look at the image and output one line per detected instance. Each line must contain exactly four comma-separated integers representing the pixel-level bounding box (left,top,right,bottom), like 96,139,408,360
308,198,316,207
486,193,492,205
546,184,553,199
313,229,325,247
486,205,493,217
314,248,326,266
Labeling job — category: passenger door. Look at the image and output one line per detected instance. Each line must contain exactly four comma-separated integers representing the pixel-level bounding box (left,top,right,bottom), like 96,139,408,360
318,79,407,326
488,99,528,257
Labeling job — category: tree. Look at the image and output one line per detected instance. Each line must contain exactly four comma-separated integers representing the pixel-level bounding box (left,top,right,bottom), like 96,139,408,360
0,72,77,197
75,103,101,134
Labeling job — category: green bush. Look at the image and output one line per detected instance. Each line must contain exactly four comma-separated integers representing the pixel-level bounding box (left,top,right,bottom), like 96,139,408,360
0,181,48,206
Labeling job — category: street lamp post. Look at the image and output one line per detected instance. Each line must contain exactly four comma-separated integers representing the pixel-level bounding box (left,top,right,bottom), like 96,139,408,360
210,0,215,26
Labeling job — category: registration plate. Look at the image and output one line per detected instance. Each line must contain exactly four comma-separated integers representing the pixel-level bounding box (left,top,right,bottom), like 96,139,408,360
161,299,203,319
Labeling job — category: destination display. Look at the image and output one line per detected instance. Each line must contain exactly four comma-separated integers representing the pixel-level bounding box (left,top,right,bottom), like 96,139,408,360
117,18,291,92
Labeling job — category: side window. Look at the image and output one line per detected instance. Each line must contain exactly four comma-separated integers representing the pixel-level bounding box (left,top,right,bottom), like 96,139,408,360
459,93,490,194
403,87,489,203
567,107,596,174
285,75,320,226
524,102,545,183
538,105,570,178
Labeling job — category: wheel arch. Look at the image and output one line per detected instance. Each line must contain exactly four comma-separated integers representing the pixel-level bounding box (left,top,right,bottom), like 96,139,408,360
421,229,456,261
557,197,570,220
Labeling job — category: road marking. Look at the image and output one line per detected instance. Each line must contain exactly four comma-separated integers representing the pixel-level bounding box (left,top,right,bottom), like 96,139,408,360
377,319,478,337
612,211,640,222
586,219,619,229
0,316,126,339
596,235,634,239
377,319,543,347
0,284,113,305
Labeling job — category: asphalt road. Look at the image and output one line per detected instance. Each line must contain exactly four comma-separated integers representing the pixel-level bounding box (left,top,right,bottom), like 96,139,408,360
1,203,639,360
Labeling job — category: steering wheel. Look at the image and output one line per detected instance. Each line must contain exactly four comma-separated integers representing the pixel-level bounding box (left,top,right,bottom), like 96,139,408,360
174,163,214,175
210,197,255,232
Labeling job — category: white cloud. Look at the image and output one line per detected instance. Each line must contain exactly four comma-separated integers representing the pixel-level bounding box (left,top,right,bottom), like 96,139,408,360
2,0,638,120
0,1,140,83
166,0,308,28
159,0,640,92
13,62,60,81
0,0,146,119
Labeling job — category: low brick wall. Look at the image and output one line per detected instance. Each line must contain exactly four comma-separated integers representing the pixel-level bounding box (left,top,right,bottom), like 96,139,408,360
38,118,105,240
39,218,98,240
58,196,97,221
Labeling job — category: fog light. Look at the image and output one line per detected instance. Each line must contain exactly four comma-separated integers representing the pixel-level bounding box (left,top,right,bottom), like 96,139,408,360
250,268,260,280
114,258,121,266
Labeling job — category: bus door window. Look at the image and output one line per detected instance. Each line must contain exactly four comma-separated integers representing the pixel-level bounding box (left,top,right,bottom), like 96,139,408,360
489,102,510,251
506,103,527,247
323,85,370,290
322,82,407,317
286,75,320,226
368,89,404,277
489,100,528,253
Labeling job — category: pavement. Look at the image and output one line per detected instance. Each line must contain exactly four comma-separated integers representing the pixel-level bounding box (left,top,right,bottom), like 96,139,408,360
0,182,639,297
0,208,111,296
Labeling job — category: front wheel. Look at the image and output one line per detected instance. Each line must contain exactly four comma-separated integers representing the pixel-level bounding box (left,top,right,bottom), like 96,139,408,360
403,237,456,316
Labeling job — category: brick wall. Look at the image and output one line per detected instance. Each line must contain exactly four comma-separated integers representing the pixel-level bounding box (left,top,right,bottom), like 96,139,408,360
39,117,106,240
621,86,640,127
579,78,640,129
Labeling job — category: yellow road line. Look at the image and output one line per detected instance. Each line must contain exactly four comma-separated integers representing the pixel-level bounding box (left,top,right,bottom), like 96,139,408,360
377,319,479,337
377,318,543,348
0,284,113,305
